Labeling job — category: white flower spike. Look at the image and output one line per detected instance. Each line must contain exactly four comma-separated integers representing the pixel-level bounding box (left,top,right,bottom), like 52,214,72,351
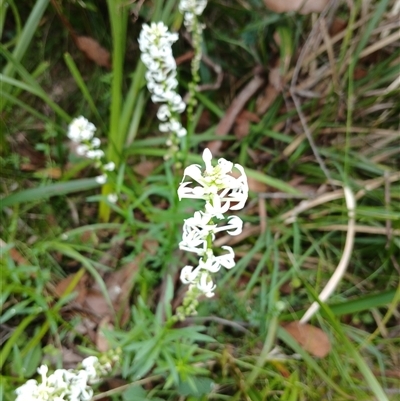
177,148,248,303
16,354,120,401
139,21,186,155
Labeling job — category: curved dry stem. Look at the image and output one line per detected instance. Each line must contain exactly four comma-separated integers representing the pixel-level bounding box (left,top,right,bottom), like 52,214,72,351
300,186,356,324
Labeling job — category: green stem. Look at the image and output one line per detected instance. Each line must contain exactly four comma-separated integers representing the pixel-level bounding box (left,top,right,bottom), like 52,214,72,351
100,0,128,221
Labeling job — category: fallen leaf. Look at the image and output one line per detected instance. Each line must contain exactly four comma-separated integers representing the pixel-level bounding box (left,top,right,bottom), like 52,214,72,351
329,18,347,36
54,273,88,304
134,160,160,177
354,67,368,80
96,316,113,352
74,317,97,343
247,175,268,193
234,110,260,140
34,167,62,179
283,321,331,357
263,0,329,14
75,36,111,69
61,348,86,370
0,239,29,265
84,289,112,317
143,239,159,255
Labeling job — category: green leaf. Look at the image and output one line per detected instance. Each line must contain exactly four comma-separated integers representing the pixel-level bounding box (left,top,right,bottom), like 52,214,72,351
178,377,214,397
0,178,101,209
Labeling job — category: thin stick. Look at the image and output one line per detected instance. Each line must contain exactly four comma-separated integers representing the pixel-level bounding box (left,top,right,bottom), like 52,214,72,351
300,186,356,323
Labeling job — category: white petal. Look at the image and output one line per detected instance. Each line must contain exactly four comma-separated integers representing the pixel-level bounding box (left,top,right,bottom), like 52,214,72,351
202,148,213,173
197,272,216,297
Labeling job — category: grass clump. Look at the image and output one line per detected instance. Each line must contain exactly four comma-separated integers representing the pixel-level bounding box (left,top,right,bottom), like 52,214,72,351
1,0,399,400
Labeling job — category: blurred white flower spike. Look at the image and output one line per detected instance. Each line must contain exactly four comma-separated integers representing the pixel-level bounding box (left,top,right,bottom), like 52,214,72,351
179,0,208,31
15,352,120,401
176,148,248,318
139,22,187,158
67,116,117,195
68,116,102,161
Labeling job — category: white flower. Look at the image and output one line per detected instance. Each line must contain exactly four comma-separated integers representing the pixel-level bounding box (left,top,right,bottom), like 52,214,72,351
197,271,216,297
179,225,209,255
179,0,208,31
211,215,243,236
179,0,208,16
68,116,96,142
199,246,235,272
15,353,119,401
103,161,115,171
178,148,249,214
95,174,107,184
76,144,89,156
107,193,118,203
91,137,101,147
86,149,104,160
180,265,200,284
82,356,99,382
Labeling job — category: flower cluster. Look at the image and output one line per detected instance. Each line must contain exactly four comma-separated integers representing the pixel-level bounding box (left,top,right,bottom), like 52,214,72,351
15,353,119,401
138,22,186,157
176,148,248,315
68,116,104,161
67,116,117,203
178,0,208,119
179,0,208,32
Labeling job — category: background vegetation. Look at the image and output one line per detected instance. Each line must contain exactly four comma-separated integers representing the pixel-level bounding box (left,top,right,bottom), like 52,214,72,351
1,0,399,400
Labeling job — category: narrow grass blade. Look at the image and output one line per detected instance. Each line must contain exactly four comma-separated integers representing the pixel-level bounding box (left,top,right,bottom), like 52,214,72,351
0,178,101,209
0,73,70,121
1,0,50,111
63,52,102,123
280,290,397,321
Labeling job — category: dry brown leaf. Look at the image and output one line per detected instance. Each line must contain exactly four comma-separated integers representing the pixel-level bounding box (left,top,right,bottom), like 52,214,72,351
264,0,329,14
234,118,250,139
329,18,347,36
283,321,331,357
354,67,368,80
75,317,97,343
134,160,160,177
96,316,113,352
103,260,140,303
143,239,159,255
247,176,268,193
54,273,88,304
75,36,111,69
234,110,260,139
0,239,29,265
61,348,86,370
84,290,112,317
34,167,62,179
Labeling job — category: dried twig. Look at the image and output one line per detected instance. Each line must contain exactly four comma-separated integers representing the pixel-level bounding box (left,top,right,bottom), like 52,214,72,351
300,186,356,323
